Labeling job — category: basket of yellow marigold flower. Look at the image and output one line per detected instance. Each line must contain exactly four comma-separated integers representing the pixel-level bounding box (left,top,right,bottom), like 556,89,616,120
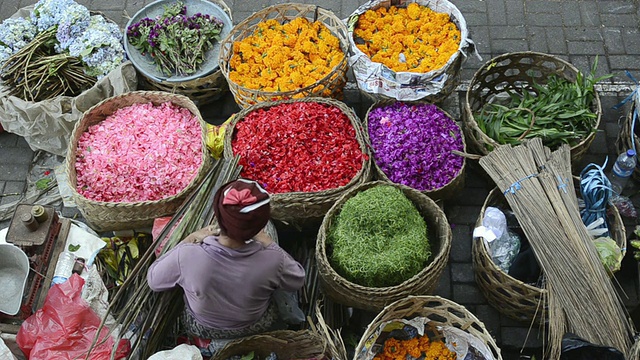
218,3,349,108
355,296,503,360
347,0,478,103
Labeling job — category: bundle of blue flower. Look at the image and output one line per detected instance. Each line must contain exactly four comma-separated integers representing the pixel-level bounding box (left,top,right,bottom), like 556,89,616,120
367,101,465,195
0,0,125,101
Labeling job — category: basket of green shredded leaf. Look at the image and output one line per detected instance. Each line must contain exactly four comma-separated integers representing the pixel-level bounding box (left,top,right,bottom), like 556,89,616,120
316,181,452,311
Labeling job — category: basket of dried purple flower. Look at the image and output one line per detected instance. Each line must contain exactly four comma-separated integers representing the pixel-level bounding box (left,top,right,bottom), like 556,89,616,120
125,0,233,105
365,99,466,201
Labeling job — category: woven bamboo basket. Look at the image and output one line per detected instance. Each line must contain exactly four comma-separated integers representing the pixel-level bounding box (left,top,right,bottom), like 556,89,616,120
354,296,502,360
472,184,627,324
211,330,327,360
218,3,349,108
65,91,212,232
348,0,468,104
615,99,640,181
223,97,372,222
135,0,232,106
316,181,451,312
463,51,601,164
364,99,466,201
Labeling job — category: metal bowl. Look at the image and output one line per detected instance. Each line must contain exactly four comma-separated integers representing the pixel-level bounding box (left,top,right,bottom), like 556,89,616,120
124,0,233,83
0,244,29,315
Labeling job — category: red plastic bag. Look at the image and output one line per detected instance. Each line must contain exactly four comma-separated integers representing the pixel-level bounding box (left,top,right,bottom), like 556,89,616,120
16,274,128,360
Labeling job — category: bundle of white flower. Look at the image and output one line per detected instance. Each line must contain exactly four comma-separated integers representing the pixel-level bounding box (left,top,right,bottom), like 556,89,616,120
0,0,124,79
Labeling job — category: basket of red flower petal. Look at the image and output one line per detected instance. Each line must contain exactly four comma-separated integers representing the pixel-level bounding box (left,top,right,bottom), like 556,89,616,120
365,100,466,201
464,52,602,164
65,91,212,232
347,0,476,103
355,296,502,360
126,0,233,105
316,181,451,312
472,180,626,324
223,97,371,222
219,3,349,108
212,330,327,360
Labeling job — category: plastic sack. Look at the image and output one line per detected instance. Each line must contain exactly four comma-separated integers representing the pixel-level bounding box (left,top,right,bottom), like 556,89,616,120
273,290,305,324
474,207,520,272
148,344,203,360
206,115,234,159
16,274,128,360
560,333,624,359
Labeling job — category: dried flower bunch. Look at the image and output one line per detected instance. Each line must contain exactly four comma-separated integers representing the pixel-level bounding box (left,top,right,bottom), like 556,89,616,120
354,3,460,73
229,17,343,94
127,1,225,77
0,0,125,100
75,102,203,203
368,102,464,191
231,101,366,193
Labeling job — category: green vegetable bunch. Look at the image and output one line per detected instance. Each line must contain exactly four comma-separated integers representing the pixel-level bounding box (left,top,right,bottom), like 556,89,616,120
476,59,611,149
328,185,431,287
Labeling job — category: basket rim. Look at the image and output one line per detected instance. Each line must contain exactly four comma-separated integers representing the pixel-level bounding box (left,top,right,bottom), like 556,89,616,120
463,51,602,155
316,180,452,292
364,99,467,194
65,90,210,208
347,0,467,78
223,97,371,198
218,3,349,98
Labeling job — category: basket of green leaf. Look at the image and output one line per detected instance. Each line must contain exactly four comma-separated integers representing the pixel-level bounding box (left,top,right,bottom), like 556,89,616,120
463,52,605,163
316,181,451,312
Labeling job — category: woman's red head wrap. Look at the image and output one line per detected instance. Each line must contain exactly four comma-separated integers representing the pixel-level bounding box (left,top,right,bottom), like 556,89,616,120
213,179,270,241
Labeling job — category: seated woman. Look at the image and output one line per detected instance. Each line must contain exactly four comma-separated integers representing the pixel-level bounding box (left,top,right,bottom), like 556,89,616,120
147,179,306,340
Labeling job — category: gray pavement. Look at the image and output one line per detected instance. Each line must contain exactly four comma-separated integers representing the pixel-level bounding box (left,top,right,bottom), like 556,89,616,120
1,0,640,358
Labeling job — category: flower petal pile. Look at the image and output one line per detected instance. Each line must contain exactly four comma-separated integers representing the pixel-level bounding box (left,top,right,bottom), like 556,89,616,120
229,17,343,94
354,3,460,73
368,102,463,191
75,102,203,203
231,102,366,193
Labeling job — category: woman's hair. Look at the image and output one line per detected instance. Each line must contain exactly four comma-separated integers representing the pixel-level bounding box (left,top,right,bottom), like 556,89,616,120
213,179,270,241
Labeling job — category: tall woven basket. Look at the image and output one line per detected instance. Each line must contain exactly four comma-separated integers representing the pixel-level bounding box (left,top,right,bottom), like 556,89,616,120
354,296,502,360
218,3,349,108
615,98,640,181
131,0,233,106
65,91,212,232
472,185,626,324
364,99,466,201
211,330,327,360
223,97,372,222
316,181,451,312
463,52,601,164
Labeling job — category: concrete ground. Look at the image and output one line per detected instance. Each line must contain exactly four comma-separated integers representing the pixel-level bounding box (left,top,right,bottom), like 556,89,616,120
1,0,640,359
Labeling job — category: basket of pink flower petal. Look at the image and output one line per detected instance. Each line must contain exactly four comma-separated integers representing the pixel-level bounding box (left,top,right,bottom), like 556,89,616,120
65,91,212,232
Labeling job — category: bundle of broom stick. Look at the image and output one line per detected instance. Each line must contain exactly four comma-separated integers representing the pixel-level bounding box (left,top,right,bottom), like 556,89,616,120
479,138,634,358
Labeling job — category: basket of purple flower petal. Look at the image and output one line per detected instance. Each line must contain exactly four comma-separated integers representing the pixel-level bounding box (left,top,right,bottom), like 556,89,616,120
365,100,466,201
125,0,233,105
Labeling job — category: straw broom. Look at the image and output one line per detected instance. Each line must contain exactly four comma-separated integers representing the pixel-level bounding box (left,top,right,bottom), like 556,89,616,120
479,138,634,357
85,157,241,360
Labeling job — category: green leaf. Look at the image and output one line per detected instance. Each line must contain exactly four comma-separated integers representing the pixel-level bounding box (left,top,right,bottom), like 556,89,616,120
240,351,255,360
68,244,81,252
36,178,52,190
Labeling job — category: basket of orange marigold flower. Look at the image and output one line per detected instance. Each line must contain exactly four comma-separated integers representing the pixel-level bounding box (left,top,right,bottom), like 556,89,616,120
218,3,349,108
355,296,503,360
347,0,478,103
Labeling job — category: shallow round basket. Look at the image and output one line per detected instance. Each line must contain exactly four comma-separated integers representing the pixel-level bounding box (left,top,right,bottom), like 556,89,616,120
129,0,233,105
223,97,372,222
364,99,466,201
348,0,467,104
211,330,326,360
316,181,451,312
65,91,212,232
615,99,640,181
218,3,349,108
354,295,502,360
463,51,601,164
472,184,626,324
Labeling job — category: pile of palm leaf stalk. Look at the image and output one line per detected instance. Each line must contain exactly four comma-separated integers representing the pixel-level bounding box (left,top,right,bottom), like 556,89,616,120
86,156,241,360
1,27,96,102
479,138,635,358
